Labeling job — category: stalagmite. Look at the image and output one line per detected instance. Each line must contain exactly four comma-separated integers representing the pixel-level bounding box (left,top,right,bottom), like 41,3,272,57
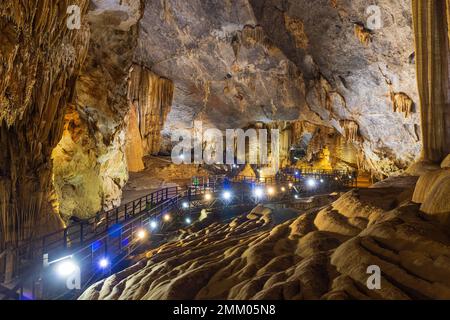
127,64,174,156
412,0,450,163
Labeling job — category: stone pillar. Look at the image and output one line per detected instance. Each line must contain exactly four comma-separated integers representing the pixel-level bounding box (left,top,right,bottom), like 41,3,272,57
412,0,450,163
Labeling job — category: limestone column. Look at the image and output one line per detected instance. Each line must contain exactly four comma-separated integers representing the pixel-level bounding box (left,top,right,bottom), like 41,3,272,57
412,0,450,163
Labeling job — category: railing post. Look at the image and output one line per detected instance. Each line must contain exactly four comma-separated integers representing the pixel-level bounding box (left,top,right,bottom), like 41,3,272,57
80,223,84,246
63,229,68,249
106,211,109,231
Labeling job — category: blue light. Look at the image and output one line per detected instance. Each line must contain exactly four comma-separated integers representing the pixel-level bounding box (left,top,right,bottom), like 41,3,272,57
98,258,110,269
108,224,122,238
223,191,232,200
91,240,102,252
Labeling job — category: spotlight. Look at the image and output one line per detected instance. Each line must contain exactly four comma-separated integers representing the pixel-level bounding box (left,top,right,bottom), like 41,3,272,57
295,194,299,199
253,188,264,198
288,183,293,188
307,179,316,188
295,171,299,176
182,202,189,209
348,175,352,179
150,220,158,230
335,177,338,181
163,214,171,222
267,187,275,196
136,229,147,240
223,191,232,200
204,193,212,201
281,187,286,192
320,179,324,183
56,259,78,277
185,217,192,224
98,258,110,269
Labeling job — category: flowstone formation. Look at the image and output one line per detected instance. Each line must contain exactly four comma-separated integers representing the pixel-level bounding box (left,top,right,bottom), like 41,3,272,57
80,177,450,300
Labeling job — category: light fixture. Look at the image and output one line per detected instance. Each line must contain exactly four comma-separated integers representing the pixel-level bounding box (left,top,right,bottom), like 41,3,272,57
307,179,316,188
267,187,275,196
99,258,110,269
281,187,286,192
223,191,232,200
163,214,171,222
204,193,212,201
295,194,299,199
182,202,189,209
136,229,147,240
179,154,185,160
56,259,78,277
295,171,299,176
320,179,324,183
288,183,293,188
253,188,264,198
335,177,338,181
185,217,192,224
150,220,158,230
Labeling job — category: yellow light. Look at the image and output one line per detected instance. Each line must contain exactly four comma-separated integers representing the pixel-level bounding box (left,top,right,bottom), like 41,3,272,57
136,229,147,240
288,183,293,188
163,214,171,222
281,187,286,192
204,193,212,201
267,187,275,196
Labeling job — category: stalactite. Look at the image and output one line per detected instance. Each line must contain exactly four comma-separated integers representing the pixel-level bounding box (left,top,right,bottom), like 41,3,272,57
0,0,90,249
284,14,309,49
390,92,414,118
354,23,371,46
412,0,450,163
340,120,359,142
241,25,265,46
315,75,333,112
127,64,174,156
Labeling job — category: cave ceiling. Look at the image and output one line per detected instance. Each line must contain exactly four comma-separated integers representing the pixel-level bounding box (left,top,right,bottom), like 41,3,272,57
133,0,421,175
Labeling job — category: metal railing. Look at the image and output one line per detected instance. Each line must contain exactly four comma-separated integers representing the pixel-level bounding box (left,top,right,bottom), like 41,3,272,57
0,171,357,300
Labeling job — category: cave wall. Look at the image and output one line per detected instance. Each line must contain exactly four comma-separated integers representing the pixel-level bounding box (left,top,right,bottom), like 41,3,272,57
52,0,143,220
0,1,90,246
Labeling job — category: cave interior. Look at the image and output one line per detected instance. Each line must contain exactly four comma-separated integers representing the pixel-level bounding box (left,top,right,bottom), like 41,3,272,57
0,0,450,301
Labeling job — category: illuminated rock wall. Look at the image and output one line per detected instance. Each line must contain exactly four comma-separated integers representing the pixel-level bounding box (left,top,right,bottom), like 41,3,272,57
0,1,90,246
52,1,142,220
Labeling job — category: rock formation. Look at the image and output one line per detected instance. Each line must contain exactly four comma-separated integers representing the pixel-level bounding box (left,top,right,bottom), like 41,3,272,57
127,64,174,156
412,0,450,163
0,0,90,246
80,177,450,300
52,1,142,220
